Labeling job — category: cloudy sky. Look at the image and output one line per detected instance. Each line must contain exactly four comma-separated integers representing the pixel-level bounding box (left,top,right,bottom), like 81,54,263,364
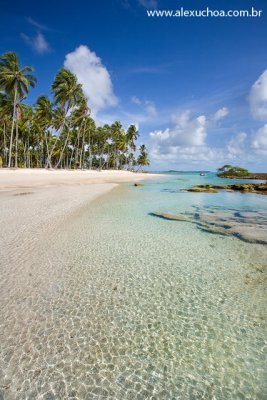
1,0,267,171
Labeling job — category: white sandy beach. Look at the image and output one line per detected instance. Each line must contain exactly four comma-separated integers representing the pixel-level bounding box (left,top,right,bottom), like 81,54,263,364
0,168,159,398
0,168,156,190
0,168,156,279
0,169,156,248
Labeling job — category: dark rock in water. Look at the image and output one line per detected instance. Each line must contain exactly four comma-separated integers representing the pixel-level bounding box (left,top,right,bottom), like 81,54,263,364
231,184,253,192
134,183,144,187
186,187,218,193
187,183,267,195
219,173,267,180
149,207,267,245
149,212,191,222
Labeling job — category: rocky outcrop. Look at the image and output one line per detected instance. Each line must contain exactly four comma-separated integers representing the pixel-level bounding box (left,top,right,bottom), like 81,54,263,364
186,183,267,195
219,173,267,180
187,187,218,193
149,207,267,245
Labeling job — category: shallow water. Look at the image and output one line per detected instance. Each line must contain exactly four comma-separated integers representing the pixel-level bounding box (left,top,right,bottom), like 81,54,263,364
0,173,266,399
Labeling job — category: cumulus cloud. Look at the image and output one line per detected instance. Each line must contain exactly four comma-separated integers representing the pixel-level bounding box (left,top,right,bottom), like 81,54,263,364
249,70,267,120
151,111,207,150
213,107,229,122
21,32,51,54
227,132,247,157
251,124,267,153
149,111,250,166
64,45,118,115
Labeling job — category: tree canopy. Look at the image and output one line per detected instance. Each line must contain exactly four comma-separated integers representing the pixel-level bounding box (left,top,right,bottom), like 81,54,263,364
217,165,250,177
0,51,149,171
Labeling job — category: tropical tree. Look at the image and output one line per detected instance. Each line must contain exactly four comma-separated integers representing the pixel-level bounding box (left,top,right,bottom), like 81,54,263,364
0,92,12,166
126,124,139,169
0,51,149,171
0,52,36,167
137,144,150,170
51,68,84,168
217,165,249,177
34,95,54,167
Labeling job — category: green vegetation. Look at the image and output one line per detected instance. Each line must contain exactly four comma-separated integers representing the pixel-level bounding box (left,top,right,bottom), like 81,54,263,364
217,165,250,178
0,52,149,170
137,144,150,170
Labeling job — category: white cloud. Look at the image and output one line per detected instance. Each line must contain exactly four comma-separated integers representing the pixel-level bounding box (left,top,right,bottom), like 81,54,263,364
131,96,142,105
227,132,247,157
251,124,267,153
130,97,158,120
26,17,50,31
213,107,229,122
21,32,50,54
149,111,252,167
249,70,267,120
150,112,207,150
64,45,118,115
138,0,158,9
145,100,157,117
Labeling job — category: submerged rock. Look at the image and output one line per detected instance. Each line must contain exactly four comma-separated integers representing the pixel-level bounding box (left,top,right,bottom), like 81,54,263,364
186,187,218,193
149,207,267,245
149,212,191,222
186,183,267,195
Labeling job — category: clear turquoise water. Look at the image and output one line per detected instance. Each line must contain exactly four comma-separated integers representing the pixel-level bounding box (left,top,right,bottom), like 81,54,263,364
1,172,266,399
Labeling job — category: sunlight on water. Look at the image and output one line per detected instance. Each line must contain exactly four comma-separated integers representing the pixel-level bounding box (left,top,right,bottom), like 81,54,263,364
0,173,266,399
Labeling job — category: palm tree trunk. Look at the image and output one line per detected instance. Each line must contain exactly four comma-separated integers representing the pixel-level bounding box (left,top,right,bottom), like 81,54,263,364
55,130,70,168
44,134,52,168
3,122,7,165
14,114,19,168
8,86,17,168
69,135,78,169
79,121,86,169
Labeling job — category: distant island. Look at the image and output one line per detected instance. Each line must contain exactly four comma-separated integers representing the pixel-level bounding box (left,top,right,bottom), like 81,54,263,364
217,165,267,180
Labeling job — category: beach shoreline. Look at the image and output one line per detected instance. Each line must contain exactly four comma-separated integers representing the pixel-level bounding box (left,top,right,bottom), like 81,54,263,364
0,168,157,191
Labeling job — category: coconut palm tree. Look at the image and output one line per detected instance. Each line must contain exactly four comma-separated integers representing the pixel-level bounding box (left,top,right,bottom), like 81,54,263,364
0,93,12,166
137,144,150,170
126,124,139,169
34,95,54,167
70,98,90,168
51,68,84,167
110,121,123,169
0,52,36,167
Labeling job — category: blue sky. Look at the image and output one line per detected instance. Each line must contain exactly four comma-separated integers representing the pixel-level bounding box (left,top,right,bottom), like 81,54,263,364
1,0,267,171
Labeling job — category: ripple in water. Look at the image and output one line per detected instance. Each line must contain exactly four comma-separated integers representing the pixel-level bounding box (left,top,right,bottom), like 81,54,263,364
0,177,266,399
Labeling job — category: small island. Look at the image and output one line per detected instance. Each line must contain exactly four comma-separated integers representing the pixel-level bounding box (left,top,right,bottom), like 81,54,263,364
217,165,267,180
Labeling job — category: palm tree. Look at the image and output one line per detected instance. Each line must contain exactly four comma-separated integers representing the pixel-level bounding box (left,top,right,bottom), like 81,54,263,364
34,95,53,167
70,98,90,168
0,51,149,171
137,144,150,170
126,124,139,169
51,68,84,168
110,121,123,169
0,52,36,167
0,93,12,166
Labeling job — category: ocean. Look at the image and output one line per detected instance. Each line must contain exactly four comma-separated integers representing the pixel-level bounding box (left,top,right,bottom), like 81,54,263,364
1,172,266,399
